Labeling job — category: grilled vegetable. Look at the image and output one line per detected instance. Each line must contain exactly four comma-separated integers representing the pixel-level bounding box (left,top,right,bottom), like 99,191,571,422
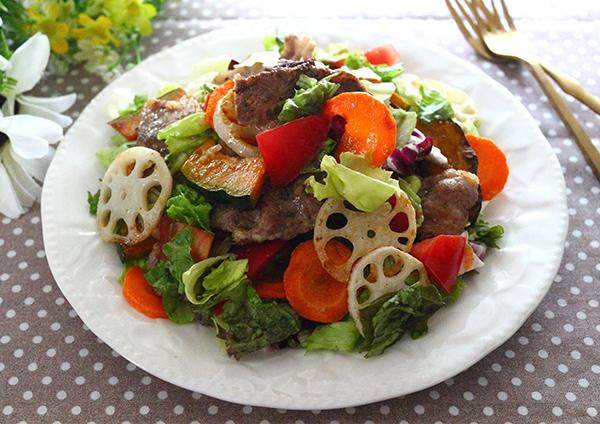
181,147,266,208
109,88,188,141
416,119,478,176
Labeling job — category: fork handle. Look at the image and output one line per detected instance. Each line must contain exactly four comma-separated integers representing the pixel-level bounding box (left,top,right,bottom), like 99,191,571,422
539,61,600,115
527,62,600,180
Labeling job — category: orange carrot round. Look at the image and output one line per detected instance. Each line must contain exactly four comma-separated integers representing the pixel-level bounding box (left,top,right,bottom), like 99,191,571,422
465,134,509,201
122,266,168,319
205,79,235,127
283,240,348,323
255,281,287,299
322,92,397,166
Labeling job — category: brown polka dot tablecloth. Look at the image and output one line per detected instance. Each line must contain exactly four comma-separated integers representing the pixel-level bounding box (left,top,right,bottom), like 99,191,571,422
2,1,600,423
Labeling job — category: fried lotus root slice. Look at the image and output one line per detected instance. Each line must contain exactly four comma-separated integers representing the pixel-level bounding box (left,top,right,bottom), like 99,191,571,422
348,246,429,335
97,146,173,245
314,191,417,282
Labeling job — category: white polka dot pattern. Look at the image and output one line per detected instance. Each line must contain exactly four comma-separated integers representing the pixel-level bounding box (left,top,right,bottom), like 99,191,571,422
1,2,600,422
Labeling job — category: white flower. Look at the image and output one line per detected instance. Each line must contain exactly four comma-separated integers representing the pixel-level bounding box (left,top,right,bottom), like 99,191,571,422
2,33,76,127
0,114,62,218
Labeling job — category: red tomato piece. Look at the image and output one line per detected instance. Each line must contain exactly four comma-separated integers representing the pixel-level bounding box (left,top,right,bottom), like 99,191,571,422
410,235,466,293
190,227,214,262
256,115,330,187
233,239,286,280
364,44,401,65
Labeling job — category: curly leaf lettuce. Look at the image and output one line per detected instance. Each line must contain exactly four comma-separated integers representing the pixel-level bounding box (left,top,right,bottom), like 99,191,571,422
304,320,360,353
278,74,340,123
468,218,504,249
306,152,401,212
166,184,212,231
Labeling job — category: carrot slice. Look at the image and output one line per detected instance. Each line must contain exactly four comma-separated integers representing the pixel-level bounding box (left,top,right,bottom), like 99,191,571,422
122,266,168,319
204,80,235,127
283,240,349,323
255,281,287,299
465,134,509,201
322,92,397,167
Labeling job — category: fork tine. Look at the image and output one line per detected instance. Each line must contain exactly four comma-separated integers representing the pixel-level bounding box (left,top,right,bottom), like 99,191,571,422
446,0,495,60
476,0,503,30
497,0,516,30
463,0,491,32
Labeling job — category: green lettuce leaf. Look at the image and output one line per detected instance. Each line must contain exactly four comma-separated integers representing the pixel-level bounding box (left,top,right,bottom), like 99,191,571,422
96,134,134,168
389,107,418,148
468,218,504,249
87,190,100,216
313,43,349,63
278,74,340,123
410,86,455,123
199,258,248,305
305,153,401,212
361,80,396,103
157,111,210,141
397,176,423,226
300,137,337,175
144,228,197,324
343,50,403,82
263,34,284,52
214,283,301,358
344,50,369,69
166,184,212,231
183,255,232,305
118,94,147,117
305,320,360,353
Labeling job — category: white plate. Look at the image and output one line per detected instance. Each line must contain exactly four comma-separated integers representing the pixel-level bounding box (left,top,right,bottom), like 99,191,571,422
42,24,568,410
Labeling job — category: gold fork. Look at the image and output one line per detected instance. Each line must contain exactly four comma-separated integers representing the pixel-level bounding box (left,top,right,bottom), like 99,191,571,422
447,0,600,179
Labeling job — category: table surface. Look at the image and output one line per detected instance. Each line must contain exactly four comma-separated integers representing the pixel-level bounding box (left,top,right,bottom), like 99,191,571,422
1,1,600,423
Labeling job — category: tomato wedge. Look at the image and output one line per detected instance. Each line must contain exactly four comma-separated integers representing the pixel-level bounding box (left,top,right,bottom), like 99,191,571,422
410,235,466,293
256,115,330,187
190,227,214,262
233,239,286,280
364,44,401,65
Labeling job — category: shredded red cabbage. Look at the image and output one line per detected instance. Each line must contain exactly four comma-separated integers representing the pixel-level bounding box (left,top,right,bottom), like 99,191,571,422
328,114,346,142
386,130,433,176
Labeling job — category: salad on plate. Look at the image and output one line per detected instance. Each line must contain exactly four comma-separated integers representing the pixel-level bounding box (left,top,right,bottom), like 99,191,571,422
87,34,509,358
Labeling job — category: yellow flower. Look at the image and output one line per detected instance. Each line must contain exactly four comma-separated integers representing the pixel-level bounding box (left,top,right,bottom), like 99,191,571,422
105,0,157,36
27,3,70,54
71,14,121,47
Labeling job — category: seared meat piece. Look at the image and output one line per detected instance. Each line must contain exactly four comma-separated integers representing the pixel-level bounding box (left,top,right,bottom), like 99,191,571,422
281,35,316,60
136,94,200,155
234,60,329,126
418,169,481,240
234,60,364,126
211,178,322,245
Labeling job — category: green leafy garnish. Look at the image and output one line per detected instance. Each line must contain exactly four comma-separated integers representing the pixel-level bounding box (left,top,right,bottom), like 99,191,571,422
166,184,212,232
144,228,197,324
300,138,337,174
214,283,301,358
95,134,133,168
263,34,284,53
410,86,455,123
397,176,423,226
278,74,339,123
468,218,504,249
305,320,360,353
389,107,418,148
343,50,404,82
118,94,148,117
87,190,100,216
157,111,210,141
306,152,402,212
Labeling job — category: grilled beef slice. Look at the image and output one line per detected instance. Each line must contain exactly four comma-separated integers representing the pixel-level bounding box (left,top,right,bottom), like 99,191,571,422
233,59,364,127
418,169,482,240
211,178,322,245
136,94,200,155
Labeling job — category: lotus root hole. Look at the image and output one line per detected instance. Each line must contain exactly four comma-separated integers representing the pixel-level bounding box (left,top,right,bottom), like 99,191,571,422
114,218,128,237
398,237,409,245
357,287,370,304
383,255,404,277
135,214,145,233
325,238,353,266
326,213,348,230
362,264,378,283
141,162,156,178
389,212,409,233
101,187,112,203
367,229,376,239
145,185,162,210
100,210,111,227
124,160,136,176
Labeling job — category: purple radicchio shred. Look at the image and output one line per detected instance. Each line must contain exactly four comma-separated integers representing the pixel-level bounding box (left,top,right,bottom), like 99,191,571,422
386,136,433,176
470,241,487,261
328,114,347,142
